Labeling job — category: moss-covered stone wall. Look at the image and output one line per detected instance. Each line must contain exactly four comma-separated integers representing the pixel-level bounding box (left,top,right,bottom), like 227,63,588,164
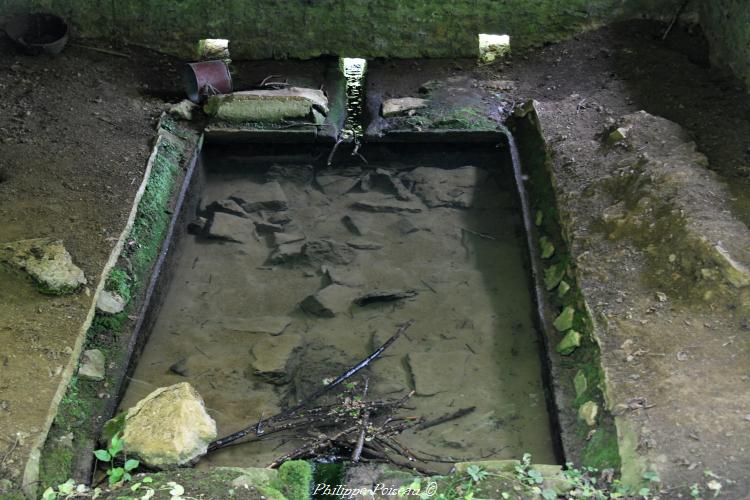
0,0,684,59
700,1,750,88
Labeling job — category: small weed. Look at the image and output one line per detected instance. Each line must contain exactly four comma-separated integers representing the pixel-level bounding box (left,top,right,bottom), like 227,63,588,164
93,433,140,486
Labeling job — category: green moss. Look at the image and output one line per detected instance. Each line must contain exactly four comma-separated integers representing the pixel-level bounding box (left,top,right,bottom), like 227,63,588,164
312,462,343,497
105,267,131,304
277,460,313,500
34,280,78,296
39,118,198,494
38,444,74,491
127,136,183,285
581,426,621,470
403,107,499,131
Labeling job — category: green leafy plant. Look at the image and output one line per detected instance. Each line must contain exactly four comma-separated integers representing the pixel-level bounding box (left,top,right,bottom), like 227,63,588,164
93,433,140,486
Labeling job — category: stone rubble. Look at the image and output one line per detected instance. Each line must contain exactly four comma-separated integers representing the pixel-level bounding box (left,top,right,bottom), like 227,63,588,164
78,349,105,381
0,238,86,293
96,290,126,315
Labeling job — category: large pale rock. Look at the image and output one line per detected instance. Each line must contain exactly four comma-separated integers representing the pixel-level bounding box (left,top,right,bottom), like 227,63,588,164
0,238,86,293
381,97,428,117
204,88,328,123
78,349,105,381
300,284,357,317
250,334,302,384
231,181,288,213
96,290,126,315
122,382,216,468
402,166,488,208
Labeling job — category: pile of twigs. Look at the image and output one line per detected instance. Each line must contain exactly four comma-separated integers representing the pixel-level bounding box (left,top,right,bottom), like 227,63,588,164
205,320,479,473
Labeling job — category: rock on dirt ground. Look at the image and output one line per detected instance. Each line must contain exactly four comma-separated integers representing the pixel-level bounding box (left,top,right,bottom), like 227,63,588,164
0,38,173,487
0,238,86,293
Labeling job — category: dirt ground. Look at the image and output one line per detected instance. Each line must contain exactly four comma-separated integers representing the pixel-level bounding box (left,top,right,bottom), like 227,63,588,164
0,37,175,485
502,20,750,497
367,19,750,497
2,16,750,498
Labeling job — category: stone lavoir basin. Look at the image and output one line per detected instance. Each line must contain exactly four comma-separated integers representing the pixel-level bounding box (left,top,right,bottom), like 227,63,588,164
116,141,560,473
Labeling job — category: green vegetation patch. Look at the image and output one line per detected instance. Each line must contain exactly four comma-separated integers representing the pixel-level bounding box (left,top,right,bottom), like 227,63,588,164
39,116,200,492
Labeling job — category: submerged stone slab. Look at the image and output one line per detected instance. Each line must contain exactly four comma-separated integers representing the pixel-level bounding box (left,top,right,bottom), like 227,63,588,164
354,289,418,306
352,197,423,214
303,239,356,267
231,181,288,213
222,316,293,336
272,232,305,246
206,198,247,217
322,266,366,288
341,214,368,236
268,241,305,264
207,212,256,243
300,284,357,317
0,238,86,294
346,240,383,250
381,97,428,117
407,351,469,396
250,334,302,384
403,166,488,208
122,382,217,469
316,174,360,197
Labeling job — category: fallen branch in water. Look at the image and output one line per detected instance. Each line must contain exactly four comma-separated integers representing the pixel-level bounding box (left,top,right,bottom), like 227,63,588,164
417,406,476,431
207,321,414,452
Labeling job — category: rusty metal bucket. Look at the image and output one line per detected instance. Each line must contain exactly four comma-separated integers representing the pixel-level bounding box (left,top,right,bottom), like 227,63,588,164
5,13,69,55
182,60,232,103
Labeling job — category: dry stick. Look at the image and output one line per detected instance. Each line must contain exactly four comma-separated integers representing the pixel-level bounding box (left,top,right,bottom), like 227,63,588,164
0,437,19,468
461,226,497,240
327,134,345,166
416,406,476,431
208,321,415,452
71,43,131,59
352,378,370,463
267,425,359,468
662,0,690,40
259,74,282,87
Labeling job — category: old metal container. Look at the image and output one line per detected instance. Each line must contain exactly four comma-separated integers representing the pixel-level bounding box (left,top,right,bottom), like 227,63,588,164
182,60,232,103
5,13,69,55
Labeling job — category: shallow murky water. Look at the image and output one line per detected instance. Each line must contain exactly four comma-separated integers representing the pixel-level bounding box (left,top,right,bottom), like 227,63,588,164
119,146,556,471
